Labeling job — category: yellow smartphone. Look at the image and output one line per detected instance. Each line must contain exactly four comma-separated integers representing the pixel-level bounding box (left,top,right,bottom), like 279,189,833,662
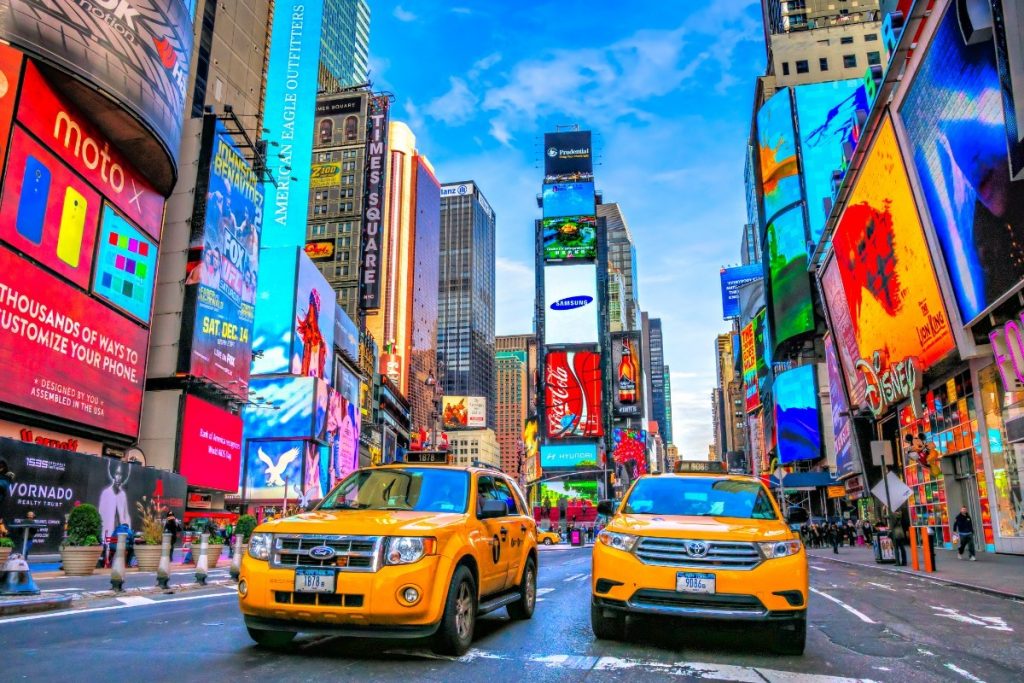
57,187,87,268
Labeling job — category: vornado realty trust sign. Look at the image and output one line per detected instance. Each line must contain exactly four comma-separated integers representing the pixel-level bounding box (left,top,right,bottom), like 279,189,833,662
360,94,390,310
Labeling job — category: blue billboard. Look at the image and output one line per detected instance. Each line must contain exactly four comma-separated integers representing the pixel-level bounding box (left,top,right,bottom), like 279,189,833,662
824,334,858,478
334,303,360,364
243,375,317,441
720,264,763,319
261,0,325,249
540,443,599,469
251,246,297,375
773,365,821,465
542,181,596,218
244,439,308,502
757,89,801,223
293,252,335,383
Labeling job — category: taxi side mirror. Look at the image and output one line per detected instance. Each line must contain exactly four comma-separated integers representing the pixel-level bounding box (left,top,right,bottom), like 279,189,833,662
597,500,616,517
786,507,809,525
479,499,508,519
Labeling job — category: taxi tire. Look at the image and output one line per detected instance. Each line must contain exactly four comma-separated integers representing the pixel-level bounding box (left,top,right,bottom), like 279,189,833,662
771,614,807,656
432,565,477,656
246,627,296,649
506,557,537,621
543,538,553,545
590,601,625,640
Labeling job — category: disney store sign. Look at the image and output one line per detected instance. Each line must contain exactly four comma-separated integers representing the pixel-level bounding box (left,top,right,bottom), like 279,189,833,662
856,353,922,418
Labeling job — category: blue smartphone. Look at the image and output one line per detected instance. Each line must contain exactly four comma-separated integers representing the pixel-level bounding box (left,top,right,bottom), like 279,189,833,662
16,156,51,244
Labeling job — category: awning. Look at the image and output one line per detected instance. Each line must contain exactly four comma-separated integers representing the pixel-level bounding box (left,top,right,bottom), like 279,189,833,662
768,471,841,490
183,510,239,522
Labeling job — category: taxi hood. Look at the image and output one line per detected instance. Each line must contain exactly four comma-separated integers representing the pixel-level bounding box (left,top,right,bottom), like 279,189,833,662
255,509,466,537
608,514,793,542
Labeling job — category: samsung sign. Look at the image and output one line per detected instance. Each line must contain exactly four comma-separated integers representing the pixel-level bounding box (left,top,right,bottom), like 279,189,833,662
544,263,598,345
440,183,474,197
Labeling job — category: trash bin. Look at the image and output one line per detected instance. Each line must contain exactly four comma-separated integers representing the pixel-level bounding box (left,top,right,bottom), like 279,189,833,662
874,531,896,564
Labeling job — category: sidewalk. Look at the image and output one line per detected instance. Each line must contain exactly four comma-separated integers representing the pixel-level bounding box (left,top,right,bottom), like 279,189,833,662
808,544,1024,601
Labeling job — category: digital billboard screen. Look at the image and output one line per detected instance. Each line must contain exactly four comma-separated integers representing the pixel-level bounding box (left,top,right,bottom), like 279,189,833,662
322,386,360,490
794,79,863,248
244,439,309,502
243,375,318,441
820,256,867,405
901,3,1024,325
544,263,598,345
178,394,242,492
0,247,148,435
545,350,603,439
832,117,955,372
334,303,360,364
767,206,813,349
542,182,595,218
757,88,801,223
179,118,262,399
773,365,821,465
0,44,21,173
292,252,335,383
540,443,598,470
753,308,771,392
612,428,648,479
741,321,760,412
720,264,763,320
251,246,297,375
93,205,158,324
824,334,858,478
542,215,597,261
992,0,1024,182
544,131,592,178
611,332,643,417
442,396,487,429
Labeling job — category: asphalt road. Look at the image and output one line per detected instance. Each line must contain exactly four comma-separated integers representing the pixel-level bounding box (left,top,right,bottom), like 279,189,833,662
2,546,1022,682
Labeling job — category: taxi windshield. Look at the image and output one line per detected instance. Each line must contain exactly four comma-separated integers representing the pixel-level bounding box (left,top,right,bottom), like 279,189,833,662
622,477,777,520
316,469,469,513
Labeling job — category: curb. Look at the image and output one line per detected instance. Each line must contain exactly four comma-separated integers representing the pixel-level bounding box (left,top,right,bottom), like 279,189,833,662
813,554,1024,602
0,594,73,617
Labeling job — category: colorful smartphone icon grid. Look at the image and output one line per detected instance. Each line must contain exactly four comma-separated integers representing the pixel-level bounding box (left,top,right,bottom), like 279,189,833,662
92,205,156,323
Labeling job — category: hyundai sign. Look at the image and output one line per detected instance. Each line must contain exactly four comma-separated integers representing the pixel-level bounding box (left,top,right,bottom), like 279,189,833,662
544,263,598,345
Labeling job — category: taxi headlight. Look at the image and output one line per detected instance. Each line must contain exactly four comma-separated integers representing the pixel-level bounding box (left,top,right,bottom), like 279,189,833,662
597,530,639,553
758,539,802,559
386,537,436,565
248,533,272,561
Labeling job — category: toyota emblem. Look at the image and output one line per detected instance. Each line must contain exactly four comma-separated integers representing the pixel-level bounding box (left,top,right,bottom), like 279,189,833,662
308,545,336,561
685,541,709,558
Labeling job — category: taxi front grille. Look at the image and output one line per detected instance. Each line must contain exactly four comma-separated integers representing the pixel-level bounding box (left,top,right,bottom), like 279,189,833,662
274,591,364,608
634,538,761,570
271,535,381,572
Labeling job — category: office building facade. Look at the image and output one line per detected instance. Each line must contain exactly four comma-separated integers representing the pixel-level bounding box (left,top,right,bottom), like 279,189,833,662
496,350,529,475
319,0,371,92
598,203,640,331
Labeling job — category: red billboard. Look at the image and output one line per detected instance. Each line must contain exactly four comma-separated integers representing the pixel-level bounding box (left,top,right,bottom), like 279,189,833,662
16,62,165,240
0,44,23,173
0,126,102,289
0,246,148,435
545,350,603,439
178,395,243,492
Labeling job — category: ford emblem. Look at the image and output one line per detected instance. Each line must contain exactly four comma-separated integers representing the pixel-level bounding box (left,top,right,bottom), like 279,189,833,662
308,545,336,560
550,295,593,311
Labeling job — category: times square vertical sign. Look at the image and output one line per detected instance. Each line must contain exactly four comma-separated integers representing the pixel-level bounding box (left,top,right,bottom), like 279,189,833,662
360,94,389,311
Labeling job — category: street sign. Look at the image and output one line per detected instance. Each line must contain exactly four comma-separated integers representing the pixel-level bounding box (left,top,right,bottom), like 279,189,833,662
870,441,894,467
870,471,912,509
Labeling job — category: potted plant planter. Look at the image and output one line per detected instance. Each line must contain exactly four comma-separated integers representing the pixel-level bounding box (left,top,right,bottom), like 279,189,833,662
61,545,101,576
133,544,164,572
205,543,224,568
0,544,12,567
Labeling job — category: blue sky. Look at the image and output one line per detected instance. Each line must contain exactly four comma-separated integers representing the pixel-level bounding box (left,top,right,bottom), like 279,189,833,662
369,1,766,457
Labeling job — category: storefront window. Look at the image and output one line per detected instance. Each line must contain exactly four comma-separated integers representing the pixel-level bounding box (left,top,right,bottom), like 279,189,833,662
979,365,1024,539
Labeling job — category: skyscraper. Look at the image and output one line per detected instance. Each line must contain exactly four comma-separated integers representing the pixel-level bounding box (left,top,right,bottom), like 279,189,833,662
496,350,528,475
662,365,674,445
496,334,539,414
319,0,371,92
438,182,497,429
598,203,640,331
648,318,668,440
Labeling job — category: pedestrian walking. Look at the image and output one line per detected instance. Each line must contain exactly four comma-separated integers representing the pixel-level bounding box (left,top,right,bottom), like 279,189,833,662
164,512,182,561
855,520,866,547
953,506,977,561
829,523,840,554
888,510,908,567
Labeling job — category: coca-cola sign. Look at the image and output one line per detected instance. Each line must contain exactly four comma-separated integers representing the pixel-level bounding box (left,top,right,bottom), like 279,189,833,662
545,350,603,439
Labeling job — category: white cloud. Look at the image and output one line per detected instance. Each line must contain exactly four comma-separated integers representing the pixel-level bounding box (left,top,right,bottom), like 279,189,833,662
488,119,513,147
451,7,472,15
423,77,479,126
468,52,502,80
393,6,417,22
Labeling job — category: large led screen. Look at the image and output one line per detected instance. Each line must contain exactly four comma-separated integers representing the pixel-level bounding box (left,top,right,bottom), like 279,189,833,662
544,263,598,345
334,303,360,364
0,247,148,435
820,256,867,405
292,252,335,382
767,206,814,348
178,394,242,492
540,443,598,470
612,428,648,478
824,334,858,478
773,364,821,465
251,247,297,375
611,331,643,417
753,308,771,392
442,396,487,429
0,45,21,177
720,264,763,319
244,439,309,502
322,386,360,490
794,79,863,247
832,117,955,371
543,215,597,261
545,350,603,439
544,131,592,178
758,88,801,222
741,321,759,412
243,375,317,441
901,4,1024,324
992,0,1024,181
542,182,596,218
93,206,157,324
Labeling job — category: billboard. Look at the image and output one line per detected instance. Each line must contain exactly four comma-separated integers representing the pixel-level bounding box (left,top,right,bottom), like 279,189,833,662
305,240,334,261
314,94,363,146
824,334,859,478
543,263,598,345
540,443,598,470
334,304,360,364
741,321,760,412
612,428,648,479
611,331,643,417
992,0,1024,182
292,253,335,383
542,182,596,218
179,118,262,398
0,438,186,554
177,395,242,492
545,350,603,439
323,386,360,490
0,247,148,435
794,79,863,248
720,264,763,319
901,4,1024,324
93,205,157,324
243,439,308,502
242,376,318,441
0,44,21,173
757,88,801,222
542,215,597,261
544,130,592,178
831,117,955,372
361,94,390,310
820,257,867,405
442,396,487,430
0,0,193,176
251,246,297,375
523,416,540,483
310,162,341,189
773,365,821,465
753,308,771,392
767,206,814,348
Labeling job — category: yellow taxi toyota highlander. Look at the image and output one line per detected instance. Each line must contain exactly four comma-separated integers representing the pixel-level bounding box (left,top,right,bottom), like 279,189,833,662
238,461,538,655
591,462,809,655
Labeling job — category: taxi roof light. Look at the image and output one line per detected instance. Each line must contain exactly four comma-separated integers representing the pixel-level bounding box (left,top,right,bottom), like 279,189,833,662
674,460,728,474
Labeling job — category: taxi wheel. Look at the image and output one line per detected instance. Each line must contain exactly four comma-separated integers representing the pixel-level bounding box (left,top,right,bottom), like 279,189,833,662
247,627,296,649
432,565,477,656
506,557,537,621
590,601,625,640
771,614,807,656
542,538,553,545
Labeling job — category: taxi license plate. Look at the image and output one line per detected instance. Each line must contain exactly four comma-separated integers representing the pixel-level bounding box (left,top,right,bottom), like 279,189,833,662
676,572,715,594
295,568,336,593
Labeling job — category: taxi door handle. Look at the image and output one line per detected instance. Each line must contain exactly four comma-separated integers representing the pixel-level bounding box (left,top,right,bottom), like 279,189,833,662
500,527,508,538
520,525,527,533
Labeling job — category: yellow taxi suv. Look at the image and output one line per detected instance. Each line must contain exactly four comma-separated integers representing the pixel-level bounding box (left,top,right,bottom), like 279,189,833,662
591,461,809,655
537,530,561,545
238,460,539,655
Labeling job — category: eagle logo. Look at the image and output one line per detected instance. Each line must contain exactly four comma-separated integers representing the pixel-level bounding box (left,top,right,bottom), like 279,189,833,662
257,446,300,487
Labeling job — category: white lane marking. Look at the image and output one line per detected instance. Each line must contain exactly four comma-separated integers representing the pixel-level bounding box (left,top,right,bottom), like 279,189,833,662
0,590,237,624
564,573,587,583
917,648,936,656
945,663,987,683
537,588,555,597
866,582,898,592
115,596,154,606
40,588,85,593
810,587,876,624
809,566,827,572
930,606,1013,632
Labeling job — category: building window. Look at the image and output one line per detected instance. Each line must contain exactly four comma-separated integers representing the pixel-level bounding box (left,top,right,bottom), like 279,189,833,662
867,51,881,66
342,174,354,185
865,33,878,41
342,161,356,171
819,57,828,71
843,54,857,68
795,60,809,74
841,36,854,45
782,61,790,76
